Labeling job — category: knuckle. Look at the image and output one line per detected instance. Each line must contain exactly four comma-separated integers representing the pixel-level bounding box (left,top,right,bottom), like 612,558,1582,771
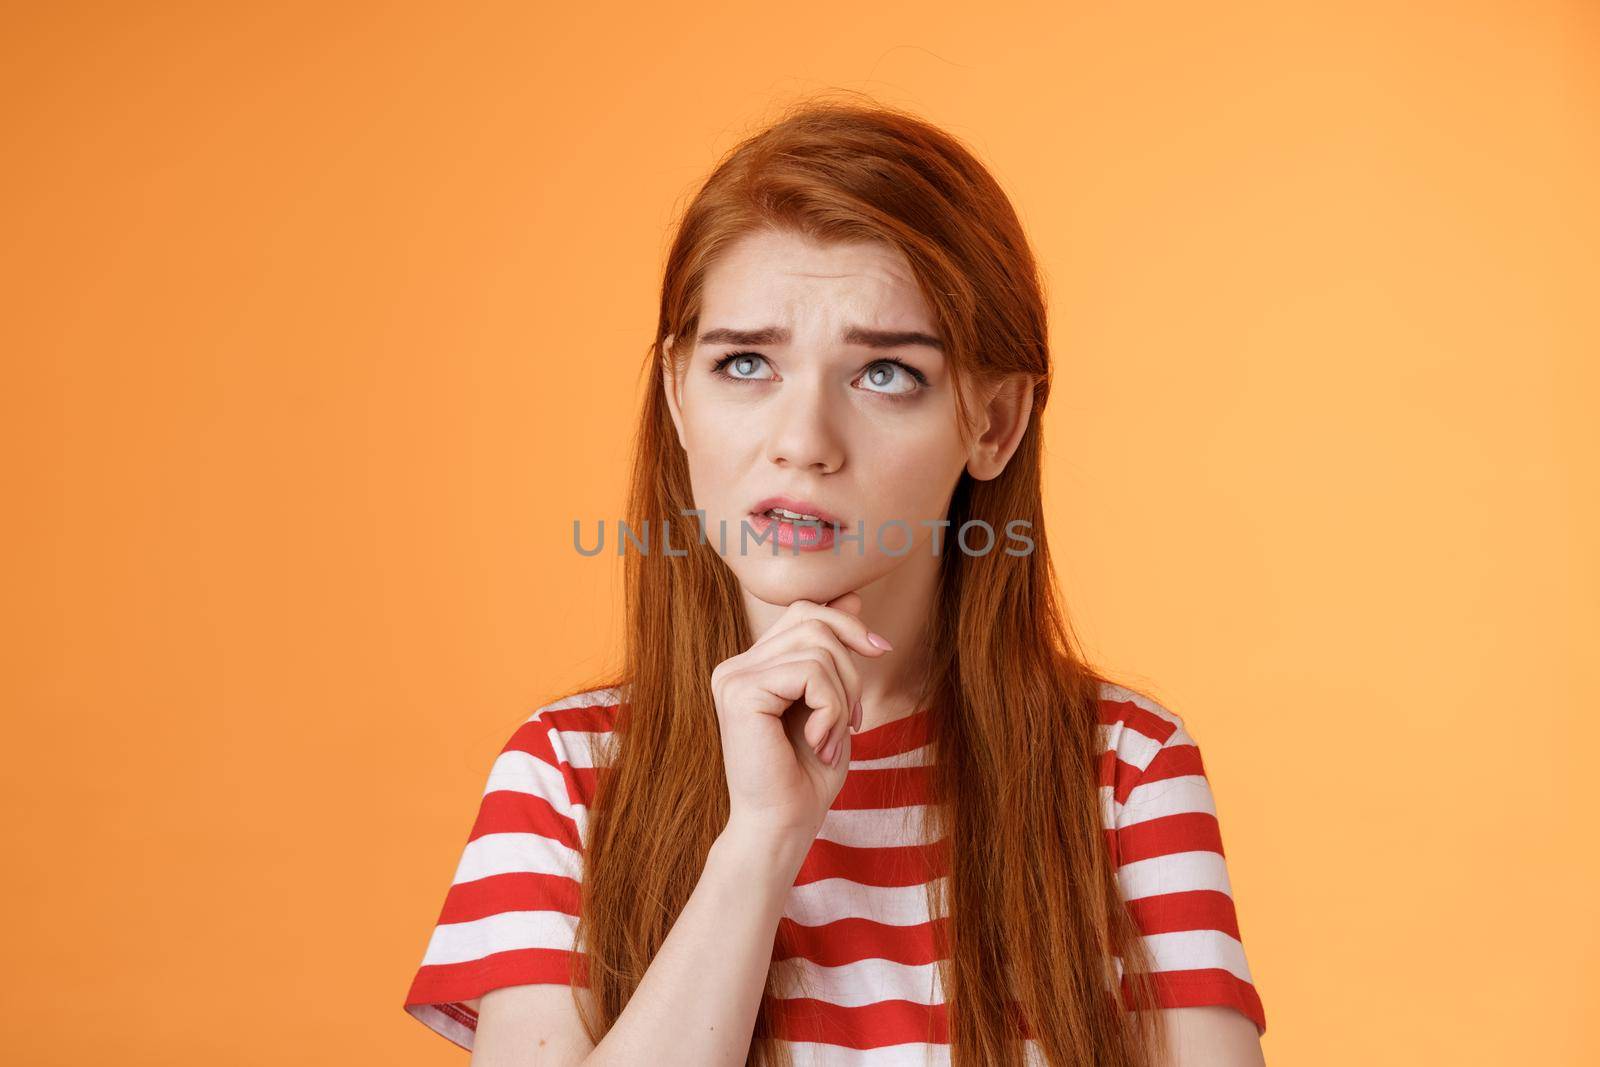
800,646,834,671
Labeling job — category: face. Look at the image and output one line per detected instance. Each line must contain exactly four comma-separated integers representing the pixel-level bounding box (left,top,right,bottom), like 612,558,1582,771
662,227,1026,608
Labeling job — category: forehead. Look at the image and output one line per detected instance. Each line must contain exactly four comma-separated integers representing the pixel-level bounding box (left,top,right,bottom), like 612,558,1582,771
698,229,936,331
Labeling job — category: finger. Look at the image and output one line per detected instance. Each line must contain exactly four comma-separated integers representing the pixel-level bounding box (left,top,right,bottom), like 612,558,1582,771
750,597,826,650
800,657,851,761
741,619,862,724
827,719,853,769
751,598,891,661
823,686,859,768
780,647,850,755
735,653,850,756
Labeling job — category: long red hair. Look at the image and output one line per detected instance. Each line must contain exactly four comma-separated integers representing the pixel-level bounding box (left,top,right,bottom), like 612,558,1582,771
558,92,1164,1066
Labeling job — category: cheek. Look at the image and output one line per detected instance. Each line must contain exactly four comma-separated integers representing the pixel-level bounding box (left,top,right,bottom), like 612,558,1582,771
863,432,966,514
680,382,749,447
681,406,751,500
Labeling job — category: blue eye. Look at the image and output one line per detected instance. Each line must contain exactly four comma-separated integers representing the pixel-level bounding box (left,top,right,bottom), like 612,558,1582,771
858,359,928,396
710,351,774,381
708,351,929,400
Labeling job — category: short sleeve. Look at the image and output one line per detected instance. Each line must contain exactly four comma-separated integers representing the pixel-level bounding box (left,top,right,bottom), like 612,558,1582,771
1106,696,1266,1035
402,709,593,1050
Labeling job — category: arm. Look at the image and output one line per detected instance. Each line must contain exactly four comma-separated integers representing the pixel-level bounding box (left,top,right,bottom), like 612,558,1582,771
470,819,811,1067
1156,1006,1266,1067
1104,692,1268,1057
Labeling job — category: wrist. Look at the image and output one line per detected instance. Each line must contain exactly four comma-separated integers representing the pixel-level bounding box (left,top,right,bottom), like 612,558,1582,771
714,817,814,883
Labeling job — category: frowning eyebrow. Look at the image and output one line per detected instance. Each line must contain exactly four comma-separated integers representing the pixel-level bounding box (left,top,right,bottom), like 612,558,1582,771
697,325,945,351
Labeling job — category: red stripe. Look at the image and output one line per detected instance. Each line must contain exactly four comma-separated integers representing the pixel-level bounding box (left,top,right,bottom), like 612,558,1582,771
849,708,932,760
1122,967,1265,1034
1139,743,1206,788
407,689,1268,1046
435,1000,478,1030
437,871,581,925
1124,889,1240,939
493,724,603,810
569,765,599,803
830,765,932,809
1097,698,1176,745
1101,752,1152,806
468,789,582,849
766,995,948,1048
774,915,948,967
1116,811,1224,865
404,947,589,1007
795,835,948,887
538,703,621,735
502,720,561,764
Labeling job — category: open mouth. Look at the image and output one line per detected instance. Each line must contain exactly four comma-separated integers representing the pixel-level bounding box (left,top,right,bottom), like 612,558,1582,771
745,498,843,552
755,505,840,529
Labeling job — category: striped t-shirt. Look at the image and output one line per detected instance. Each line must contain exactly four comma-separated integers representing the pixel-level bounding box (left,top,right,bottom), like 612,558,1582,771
403,681,1266,1061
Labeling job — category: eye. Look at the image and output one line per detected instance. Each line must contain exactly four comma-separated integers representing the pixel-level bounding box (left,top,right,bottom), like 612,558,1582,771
710,350,774,382
857,358,929,398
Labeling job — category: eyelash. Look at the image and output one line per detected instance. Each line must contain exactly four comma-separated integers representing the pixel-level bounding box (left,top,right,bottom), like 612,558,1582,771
709,351,930,397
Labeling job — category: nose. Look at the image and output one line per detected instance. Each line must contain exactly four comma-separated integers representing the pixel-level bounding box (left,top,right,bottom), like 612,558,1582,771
763,373,844,474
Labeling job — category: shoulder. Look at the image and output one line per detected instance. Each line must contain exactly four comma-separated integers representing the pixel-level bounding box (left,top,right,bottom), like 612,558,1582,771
483,684,627,806
511,684,627,752
1095,680,1196,761
1094,680,1209,807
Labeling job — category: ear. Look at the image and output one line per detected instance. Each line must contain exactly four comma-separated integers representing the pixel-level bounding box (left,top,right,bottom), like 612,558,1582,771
964,372,1034,481
661,333,687,449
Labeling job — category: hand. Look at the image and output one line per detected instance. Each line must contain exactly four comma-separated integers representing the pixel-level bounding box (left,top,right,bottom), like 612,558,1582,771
710,591,892,844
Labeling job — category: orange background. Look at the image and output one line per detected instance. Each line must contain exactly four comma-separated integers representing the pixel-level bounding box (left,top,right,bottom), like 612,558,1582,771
4,3,1596,1064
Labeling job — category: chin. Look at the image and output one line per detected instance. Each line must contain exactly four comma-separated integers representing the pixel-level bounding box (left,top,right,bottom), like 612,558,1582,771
726,557,869,608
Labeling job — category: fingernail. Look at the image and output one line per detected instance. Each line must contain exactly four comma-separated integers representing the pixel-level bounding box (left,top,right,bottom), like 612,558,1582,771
850,698,862,733
820,736,839,765
867,631,893,651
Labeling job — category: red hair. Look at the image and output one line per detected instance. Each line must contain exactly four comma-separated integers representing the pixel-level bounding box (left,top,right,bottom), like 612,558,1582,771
562,92,1164,1067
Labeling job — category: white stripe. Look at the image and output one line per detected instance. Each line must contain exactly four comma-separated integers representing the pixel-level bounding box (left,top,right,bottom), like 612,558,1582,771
482,749,583,812
776,1036,1057,1065
817,804,930,848
1144,928,1254,984
524,688,623,771
559,738,600,769
551,729,929,773
783,877,941,926
535,686,626,713
1101,720,1163,771
1118,774,1217,828
1163,721,1196,748
420,908,578,967
782,1041,950,1066
772,955,941,1008
849,743,932,770
1116,849,1234,901
451,831,582,885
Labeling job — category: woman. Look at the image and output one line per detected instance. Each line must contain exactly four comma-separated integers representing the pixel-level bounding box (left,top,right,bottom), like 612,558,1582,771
403,97,1267,1066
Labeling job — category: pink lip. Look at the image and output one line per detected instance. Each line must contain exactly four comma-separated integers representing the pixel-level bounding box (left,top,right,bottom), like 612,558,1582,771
748,495,846,528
